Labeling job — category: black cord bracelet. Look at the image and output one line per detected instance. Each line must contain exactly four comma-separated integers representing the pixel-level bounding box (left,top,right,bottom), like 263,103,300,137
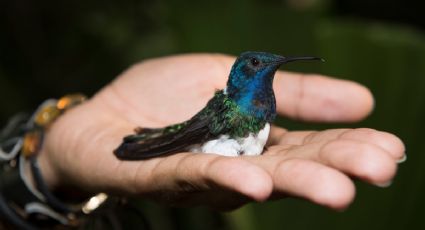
0,95,151,229
29,155,73,214
0,95,101,228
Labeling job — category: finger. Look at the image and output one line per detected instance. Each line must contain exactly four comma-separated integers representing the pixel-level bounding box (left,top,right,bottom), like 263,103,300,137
317,139,397,186
338,128,405,161
270,128,405,161
266,139,397,187
204,156,273,202
135,153,273,202
241,155,356,209
274,72,374,122
272,159,355,210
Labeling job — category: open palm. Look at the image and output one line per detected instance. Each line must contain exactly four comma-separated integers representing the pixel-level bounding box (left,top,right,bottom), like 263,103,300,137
39,53,405,210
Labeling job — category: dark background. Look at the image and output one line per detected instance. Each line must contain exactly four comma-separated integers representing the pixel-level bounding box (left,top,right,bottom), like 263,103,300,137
1,0,424,229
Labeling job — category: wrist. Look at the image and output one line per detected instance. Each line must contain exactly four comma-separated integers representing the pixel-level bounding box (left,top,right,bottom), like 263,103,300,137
38,130,95,203
36,100,98,202
31,95,86,192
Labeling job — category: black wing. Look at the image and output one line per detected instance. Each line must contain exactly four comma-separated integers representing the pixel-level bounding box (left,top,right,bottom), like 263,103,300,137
113,92,229,160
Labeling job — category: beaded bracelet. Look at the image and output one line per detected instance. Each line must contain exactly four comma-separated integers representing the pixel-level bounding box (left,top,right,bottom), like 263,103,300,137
0,94,110,229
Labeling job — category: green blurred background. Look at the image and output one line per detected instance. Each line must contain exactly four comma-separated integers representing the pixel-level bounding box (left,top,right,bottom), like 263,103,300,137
1,0,424,229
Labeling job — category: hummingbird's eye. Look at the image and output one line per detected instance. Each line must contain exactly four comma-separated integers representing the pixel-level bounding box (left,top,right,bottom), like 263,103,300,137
250,58,260,66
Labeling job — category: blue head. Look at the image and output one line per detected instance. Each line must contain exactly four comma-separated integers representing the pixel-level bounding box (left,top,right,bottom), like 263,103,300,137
226,51,321,121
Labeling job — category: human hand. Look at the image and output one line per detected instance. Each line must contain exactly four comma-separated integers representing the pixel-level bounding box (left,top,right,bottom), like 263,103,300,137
38,53,405,210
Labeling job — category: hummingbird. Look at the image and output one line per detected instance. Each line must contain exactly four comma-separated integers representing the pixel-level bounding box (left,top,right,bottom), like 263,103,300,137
114,51,322,160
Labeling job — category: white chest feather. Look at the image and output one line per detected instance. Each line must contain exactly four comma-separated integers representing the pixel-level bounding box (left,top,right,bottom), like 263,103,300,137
190,123,270,157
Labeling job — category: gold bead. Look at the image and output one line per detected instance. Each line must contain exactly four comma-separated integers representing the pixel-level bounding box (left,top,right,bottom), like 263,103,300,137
34,105,61,127
22,132,41,157
34,105,60,127
57,94,86,110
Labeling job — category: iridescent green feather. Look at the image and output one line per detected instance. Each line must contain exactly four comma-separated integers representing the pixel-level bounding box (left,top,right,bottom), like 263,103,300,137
195,90,266,138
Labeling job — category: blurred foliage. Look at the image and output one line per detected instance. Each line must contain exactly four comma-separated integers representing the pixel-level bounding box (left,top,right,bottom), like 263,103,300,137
1,0,425,229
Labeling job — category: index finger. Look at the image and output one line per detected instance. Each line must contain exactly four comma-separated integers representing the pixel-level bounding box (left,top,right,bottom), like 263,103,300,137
274,72,374,122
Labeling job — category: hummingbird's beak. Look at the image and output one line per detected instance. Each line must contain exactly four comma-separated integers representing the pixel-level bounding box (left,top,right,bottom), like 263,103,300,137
272,55,324,65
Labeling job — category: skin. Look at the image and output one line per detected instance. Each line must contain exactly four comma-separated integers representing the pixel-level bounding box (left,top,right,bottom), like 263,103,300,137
37,53,405,211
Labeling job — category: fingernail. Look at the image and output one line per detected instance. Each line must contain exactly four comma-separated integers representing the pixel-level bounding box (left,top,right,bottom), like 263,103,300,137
397,154,407,164
375,180,392,188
